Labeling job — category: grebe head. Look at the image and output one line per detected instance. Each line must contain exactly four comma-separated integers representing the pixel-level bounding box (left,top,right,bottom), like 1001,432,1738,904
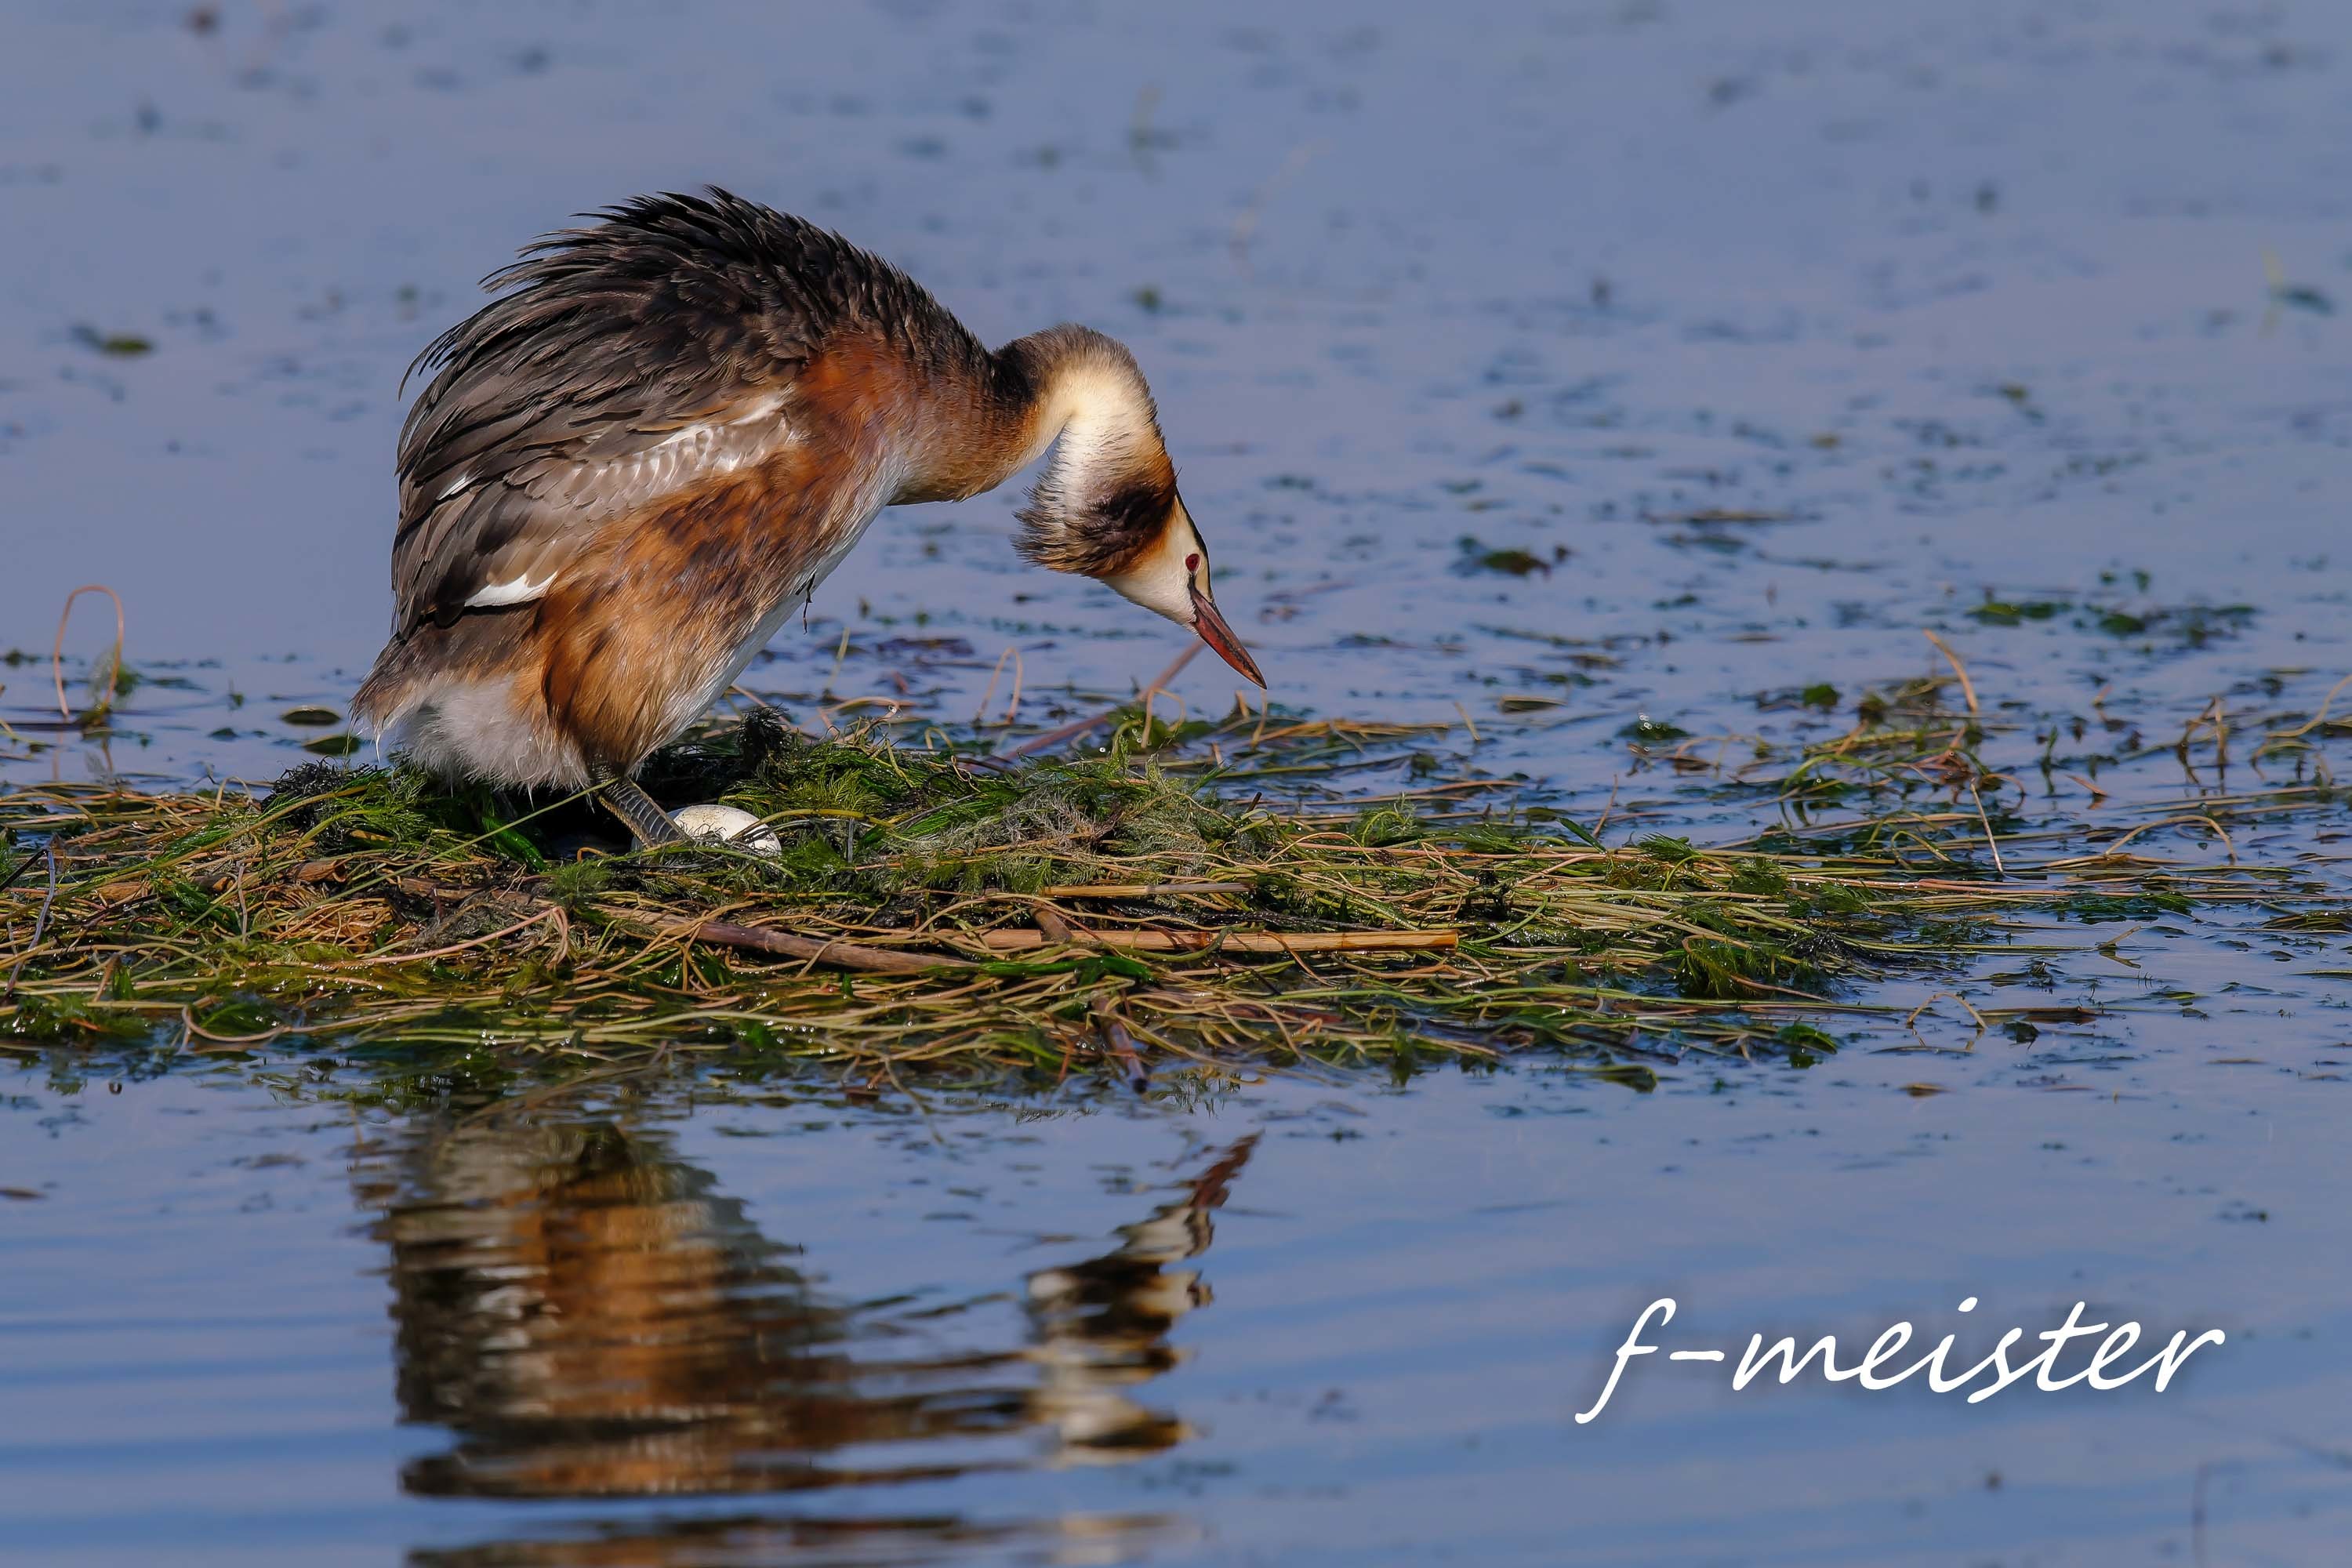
1096,496,1263,688
1008,327,1265,687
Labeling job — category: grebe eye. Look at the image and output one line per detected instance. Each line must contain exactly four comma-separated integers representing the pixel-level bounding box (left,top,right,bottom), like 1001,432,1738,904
1185,554,1201,572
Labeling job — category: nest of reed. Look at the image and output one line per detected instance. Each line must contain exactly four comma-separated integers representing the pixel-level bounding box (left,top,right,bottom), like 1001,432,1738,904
2,691,2332,1093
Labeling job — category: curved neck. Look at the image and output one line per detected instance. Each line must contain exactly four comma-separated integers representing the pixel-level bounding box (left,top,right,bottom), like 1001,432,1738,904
890,323,1168,525
903,325,1150,511
995,325,1163,488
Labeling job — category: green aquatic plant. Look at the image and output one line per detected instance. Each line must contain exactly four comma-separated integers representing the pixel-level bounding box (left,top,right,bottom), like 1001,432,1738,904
3,681,2343,1093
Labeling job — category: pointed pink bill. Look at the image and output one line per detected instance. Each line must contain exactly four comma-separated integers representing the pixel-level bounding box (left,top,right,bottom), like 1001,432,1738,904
1189,583,1265,688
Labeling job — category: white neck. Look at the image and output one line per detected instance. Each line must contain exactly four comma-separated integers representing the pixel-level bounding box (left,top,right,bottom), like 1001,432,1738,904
1021,357,1160,503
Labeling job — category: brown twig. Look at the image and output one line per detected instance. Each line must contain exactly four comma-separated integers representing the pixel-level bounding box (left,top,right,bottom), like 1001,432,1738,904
636,914,976,974
979,927,1457,955
1038,881,1250,898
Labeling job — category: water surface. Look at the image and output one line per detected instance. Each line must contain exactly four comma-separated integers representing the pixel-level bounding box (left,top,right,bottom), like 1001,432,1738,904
6,2,2352,1563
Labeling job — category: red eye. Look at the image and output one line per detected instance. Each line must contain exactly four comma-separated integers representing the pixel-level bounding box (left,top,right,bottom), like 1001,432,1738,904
1185,554,1201,572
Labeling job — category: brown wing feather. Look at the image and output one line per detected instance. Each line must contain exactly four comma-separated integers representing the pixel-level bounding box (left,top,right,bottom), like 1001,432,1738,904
394,397,790,629
387,189,949,635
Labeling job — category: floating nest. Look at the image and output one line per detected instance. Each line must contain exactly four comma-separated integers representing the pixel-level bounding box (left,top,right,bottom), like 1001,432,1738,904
0,698,2331,1091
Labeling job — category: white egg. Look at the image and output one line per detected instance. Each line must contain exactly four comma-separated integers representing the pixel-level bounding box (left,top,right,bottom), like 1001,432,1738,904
669,802,783,857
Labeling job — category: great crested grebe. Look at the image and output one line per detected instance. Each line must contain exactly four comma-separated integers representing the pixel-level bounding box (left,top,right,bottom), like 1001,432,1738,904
353,188,1261,845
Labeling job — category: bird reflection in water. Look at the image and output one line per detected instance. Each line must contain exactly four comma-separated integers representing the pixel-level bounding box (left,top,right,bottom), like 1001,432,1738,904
361,1114,1254,1561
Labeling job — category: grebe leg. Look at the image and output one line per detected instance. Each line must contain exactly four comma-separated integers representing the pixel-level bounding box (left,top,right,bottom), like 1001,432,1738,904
597,773,689,848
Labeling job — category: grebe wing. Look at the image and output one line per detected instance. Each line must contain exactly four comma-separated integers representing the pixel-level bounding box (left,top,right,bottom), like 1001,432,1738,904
384,191,870,636
390,379,802,633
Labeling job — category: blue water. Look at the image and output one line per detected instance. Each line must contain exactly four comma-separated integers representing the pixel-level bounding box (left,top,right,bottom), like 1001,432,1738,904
6,2,2352,1563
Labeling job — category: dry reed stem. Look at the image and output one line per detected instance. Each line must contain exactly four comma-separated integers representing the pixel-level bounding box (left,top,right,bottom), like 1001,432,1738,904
50,584,126,723
999,641,1203,761
1922,629,1979,716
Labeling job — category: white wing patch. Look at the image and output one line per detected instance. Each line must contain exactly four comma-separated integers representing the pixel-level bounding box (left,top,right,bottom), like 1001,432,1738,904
562,394,791,511
422,392,798,623
463,569,558,608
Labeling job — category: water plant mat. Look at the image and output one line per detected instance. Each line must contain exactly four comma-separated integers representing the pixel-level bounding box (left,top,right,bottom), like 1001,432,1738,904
2,706,2342,1087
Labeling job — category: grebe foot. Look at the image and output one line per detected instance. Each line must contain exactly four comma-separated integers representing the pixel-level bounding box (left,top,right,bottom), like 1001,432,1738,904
597,775,689,848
